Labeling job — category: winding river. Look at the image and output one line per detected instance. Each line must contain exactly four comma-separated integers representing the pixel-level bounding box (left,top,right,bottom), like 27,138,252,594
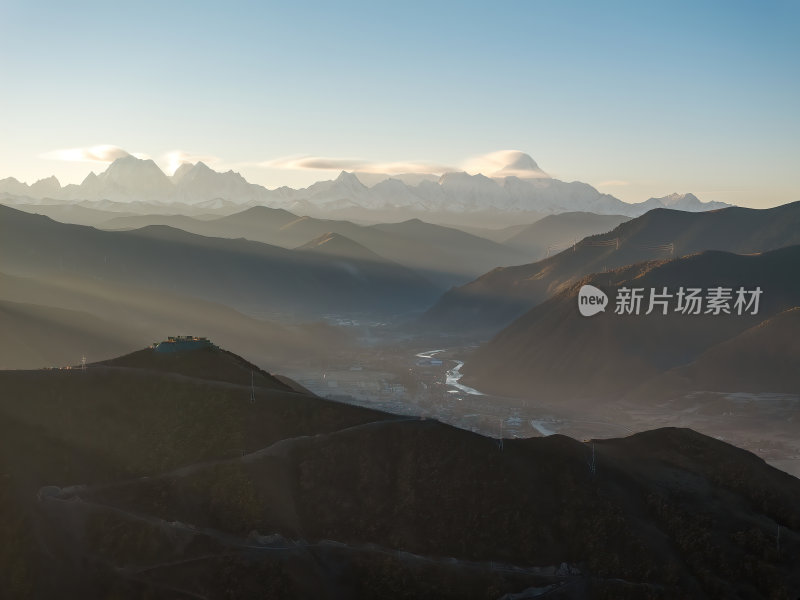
416,349,484,396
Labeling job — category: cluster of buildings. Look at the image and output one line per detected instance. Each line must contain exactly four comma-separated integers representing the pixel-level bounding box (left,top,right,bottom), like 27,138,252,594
153,336,215,353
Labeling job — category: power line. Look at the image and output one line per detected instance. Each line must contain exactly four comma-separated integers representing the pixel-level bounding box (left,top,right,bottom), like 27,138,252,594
547,237,620,256
249,370,255,403
546,237,676,257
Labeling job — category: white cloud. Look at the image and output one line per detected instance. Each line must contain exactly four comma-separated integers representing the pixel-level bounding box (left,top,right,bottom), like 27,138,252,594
462,150,520,174
260,155,455,175
38,146,558,183
39,145,223,176
40,144,148,163
461,150,549,179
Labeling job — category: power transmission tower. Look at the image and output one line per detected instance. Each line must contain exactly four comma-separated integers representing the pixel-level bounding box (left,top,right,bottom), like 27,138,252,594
497,418,504,451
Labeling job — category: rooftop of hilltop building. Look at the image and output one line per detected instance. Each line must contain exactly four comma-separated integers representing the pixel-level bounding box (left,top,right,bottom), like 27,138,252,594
153,336,215,353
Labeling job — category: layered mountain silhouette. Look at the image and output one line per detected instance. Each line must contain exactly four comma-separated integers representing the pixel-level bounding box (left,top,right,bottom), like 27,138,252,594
461,245,800,399
503,211,631,260
100,211,217,232
426,202,800,335
297,231,388,261
10,202,137,226
0,205,439,318
100,206,530,287
1,345,798,598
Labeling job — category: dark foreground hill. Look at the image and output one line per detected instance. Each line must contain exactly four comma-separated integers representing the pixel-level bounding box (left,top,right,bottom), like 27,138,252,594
1,345,799,598
425,201,800,335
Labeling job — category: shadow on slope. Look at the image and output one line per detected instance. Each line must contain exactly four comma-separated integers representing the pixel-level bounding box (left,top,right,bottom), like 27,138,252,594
425,202,800,336
0,346,798,598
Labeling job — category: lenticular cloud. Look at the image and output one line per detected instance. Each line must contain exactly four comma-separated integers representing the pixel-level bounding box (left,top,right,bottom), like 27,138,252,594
40,145,142,163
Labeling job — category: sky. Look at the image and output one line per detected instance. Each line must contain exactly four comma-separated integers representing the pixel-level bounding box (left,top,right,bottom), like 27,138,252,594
0,0,798,207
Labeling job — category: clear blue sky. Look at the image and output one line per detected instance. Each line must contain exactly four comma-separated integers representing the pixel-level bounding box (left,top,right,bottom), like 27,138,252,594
1,0,798,207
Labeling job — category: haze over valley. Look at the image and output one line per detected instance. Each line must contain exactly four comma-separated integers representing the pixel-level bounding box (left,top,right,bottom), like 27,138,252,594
3,157,799,472
3,2,799,597
2,145,800,598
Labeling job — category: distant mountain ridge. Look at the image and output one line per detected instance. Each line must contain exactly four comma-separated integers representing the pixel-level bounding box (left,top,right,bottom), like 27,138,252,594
0,153,730,221
504,211,632,259
297,231,388,262
0,205,441,319
100,206,532,288
425,201,800,335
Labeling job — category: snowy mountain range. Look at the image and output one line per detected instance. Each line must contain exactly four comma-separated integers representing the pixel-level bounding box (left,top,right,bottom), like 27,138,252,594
0,153,730,221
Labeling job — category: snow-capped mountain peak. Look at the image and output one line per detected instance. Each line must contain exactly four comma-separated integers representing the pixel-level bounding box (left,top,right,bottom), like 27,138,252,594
492,151,549,179
171,162,195,182
0,152,732,220
335,170,367,190
661,192,699,206
91,156,174,201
